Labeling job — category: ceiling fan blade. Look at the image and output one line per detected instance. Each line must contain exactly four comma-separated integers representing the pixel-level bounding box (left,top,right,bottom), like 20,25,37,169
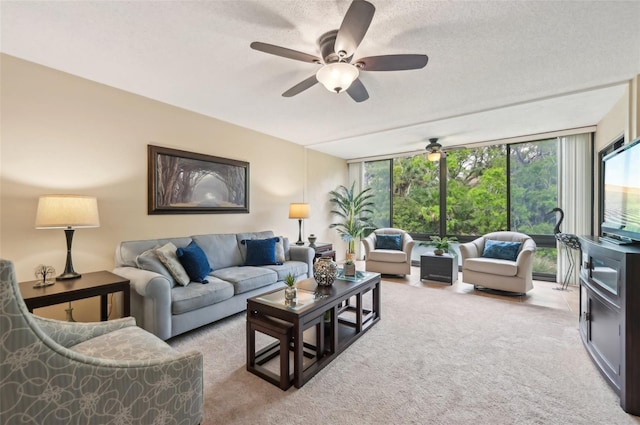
250,41,321,63
346,78,369,102
355,54,429,71
282,75,319,97
334,0,375,58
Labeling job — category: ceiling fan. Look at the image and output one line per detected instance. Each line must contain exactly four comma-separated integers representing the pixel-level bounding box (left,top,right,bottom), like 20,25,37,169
425,138,444,161
250,0,429,102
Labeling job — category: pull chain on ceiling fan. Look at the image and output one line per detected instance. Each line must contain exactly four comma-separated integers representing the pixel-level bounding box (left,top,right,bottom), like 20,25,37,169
250,0,429,102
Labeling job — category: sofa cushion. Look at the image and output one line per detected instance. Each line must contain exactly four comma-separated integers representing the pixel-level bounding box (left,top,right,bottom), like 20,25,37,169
192,233,243,270
212,266,278,294
177,241,212,283
368,249,407,263
70,326,178,361
171,278,235,315
482,240,521,261
155,242,191,286
376,234,402,250
262,261,308,281
136,247,175,286
243,237,281,266
464,257,518,276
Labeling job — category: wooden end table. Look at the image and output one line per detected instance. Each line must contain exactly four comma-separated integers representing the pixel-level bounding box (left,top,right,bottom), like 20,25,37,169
309,242,336,262
420,253,458,285
19,271,130,321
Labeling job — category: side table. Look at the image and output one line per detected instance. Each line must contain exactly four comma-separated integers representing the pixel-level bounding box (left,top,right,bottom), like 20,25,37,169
19,271,130,321
309,242,336,263
420,253,458,285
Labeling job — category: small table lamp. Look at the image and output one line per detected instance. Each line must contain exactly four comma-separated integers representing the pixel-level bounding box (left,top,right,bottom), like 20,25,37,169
35,195,100,280
289,203,310,246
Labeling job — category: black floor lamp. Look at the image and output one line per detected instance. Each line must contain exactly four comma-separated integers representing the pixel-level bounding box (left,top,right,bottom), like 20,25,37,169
289,203,310,245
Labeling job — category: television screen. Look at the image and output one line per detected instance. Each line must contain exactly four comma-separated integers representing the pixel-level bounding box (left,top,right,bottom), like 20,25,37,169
601,137,640,243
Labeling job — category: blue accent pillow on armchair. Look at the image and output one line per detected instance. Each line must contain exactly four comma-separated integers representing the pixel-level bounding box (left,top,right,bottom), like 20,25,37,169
176,241,212,283
243,237,281,266
482,240,521,261
375,234,403,250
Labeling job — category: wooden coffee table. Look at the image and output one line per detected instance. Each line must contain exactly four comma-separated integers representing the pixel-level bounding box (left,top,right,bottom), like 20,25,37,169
246,271,381,389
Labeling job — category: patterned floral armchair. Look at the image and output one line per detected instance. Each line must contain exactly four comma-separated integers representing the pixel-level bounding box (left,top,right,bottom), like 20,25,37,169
0,259,203,425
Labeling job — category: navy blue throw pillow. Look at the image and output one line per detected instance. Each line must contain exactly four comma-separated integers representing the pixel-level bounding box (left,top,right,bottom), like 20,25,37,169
482,240,521,261
176,241,212,283
375,234,402,250
244,237,281,266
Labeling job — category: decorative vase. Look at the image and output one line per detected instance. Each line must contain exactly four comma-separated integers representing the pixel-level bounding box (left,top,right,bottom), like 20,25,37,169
313,257,338,286
284,286,297,301
308,234,317,247
434,249,444,256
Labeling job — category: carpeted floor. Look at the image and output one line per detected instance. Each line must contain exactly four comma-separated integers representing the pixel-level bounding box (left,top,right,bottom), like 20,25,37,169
169,279,640,425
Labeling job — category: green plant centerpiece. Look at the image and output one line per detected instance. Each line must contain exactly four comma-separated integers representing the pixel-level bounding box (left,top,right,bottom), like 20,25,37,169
329,182,375,261
284,273,297,302
420,236,458,256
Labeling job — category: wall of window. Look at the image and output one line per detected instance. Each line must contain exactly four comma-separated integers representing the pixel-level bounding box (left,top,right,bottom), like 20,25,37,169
360,136,592,280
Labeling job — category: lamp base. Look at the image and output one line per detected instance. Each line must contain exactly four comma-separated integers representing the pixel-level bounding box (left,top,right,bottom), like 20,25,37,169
57,272,81,281
295,241,305,246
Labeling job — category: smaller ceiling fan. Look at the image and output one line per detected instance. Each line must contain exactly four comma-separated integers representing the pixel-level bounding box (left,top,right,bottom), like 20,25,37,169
250,0,429,102
425,138,444,162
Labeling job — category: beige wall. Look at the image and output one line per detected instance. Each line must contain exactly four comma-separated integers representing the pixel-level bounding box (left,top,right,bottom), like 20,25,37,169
0,54,347,320
593,74,640,235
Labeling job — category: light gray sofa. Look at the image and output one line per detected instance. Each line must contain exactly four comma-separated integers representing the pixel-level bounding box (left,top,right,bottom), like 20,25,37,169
114,231,313,340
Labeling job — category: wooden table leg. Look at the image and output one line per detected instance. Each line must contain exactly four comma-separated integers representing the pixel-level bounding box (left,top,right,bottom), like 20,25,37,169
100,294,108,321
293,321,304,388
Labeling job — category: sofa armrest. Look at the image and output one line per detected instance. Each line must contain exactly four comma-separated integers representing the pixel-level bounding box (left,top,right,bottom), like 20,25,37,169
362,234,375,255
113,266,173,340
289,245,314,278
459,240,480,263
402,234,415,261
515,240,537,277
33,315,137,348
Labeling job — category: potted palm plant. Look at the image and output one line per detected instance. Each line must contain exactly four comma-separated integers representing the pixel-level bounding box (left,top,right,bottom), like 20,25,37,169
421,236,458,256
329,182,375,261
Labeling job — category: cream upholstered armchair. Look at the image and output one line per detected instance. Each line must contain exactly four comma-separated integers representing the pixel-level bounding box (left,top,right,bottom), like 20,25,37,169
362,228,414,276
459,231,536,294
0,259,203,425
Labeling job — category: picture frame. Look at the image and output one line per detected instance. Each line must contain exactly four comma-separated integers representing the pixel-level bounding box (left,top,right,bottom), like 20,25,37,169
148,145,249,214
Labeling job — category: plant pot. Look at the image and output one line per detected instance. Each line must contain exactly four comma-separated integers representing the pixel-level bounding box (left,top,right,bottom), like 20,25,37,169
284,286,297,301
434,249,444,256
344,263,356,277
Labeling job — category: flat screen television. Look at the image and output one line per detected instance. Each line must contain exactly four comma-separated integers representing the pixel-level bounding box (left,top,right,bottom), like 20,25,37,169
601,137,640,244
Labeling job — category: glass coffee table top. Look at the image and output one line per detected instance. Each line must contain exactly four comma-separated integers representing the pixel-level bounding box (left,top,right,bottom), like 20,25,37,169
255,288,324,311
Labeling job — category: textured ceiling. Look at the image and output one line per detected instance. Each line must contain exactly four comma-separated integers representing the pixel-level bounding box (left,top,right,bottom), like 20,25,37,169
2,1,639,159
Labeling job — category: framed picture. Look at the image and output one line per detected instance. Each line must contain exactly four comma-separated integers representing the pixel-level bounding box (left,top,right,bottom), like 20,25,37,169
148,145,249,214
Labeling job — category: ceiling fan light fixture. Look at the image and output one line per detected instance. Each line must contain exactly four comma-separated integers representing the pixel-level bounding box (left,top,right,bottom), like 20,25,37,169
427,151,442,162
316,62,359,93
426,138,443,162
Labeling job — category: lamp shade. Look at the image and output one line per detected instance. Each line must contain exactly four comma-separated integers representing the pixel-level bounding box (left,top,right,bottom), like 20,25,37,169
315,62,359,93
288,203,310,219
35,195,100,229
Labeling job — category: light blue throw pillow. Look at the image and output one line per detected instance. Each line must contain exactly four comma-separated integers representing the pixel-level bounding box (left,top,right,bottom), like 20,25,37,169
482,240,521,261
